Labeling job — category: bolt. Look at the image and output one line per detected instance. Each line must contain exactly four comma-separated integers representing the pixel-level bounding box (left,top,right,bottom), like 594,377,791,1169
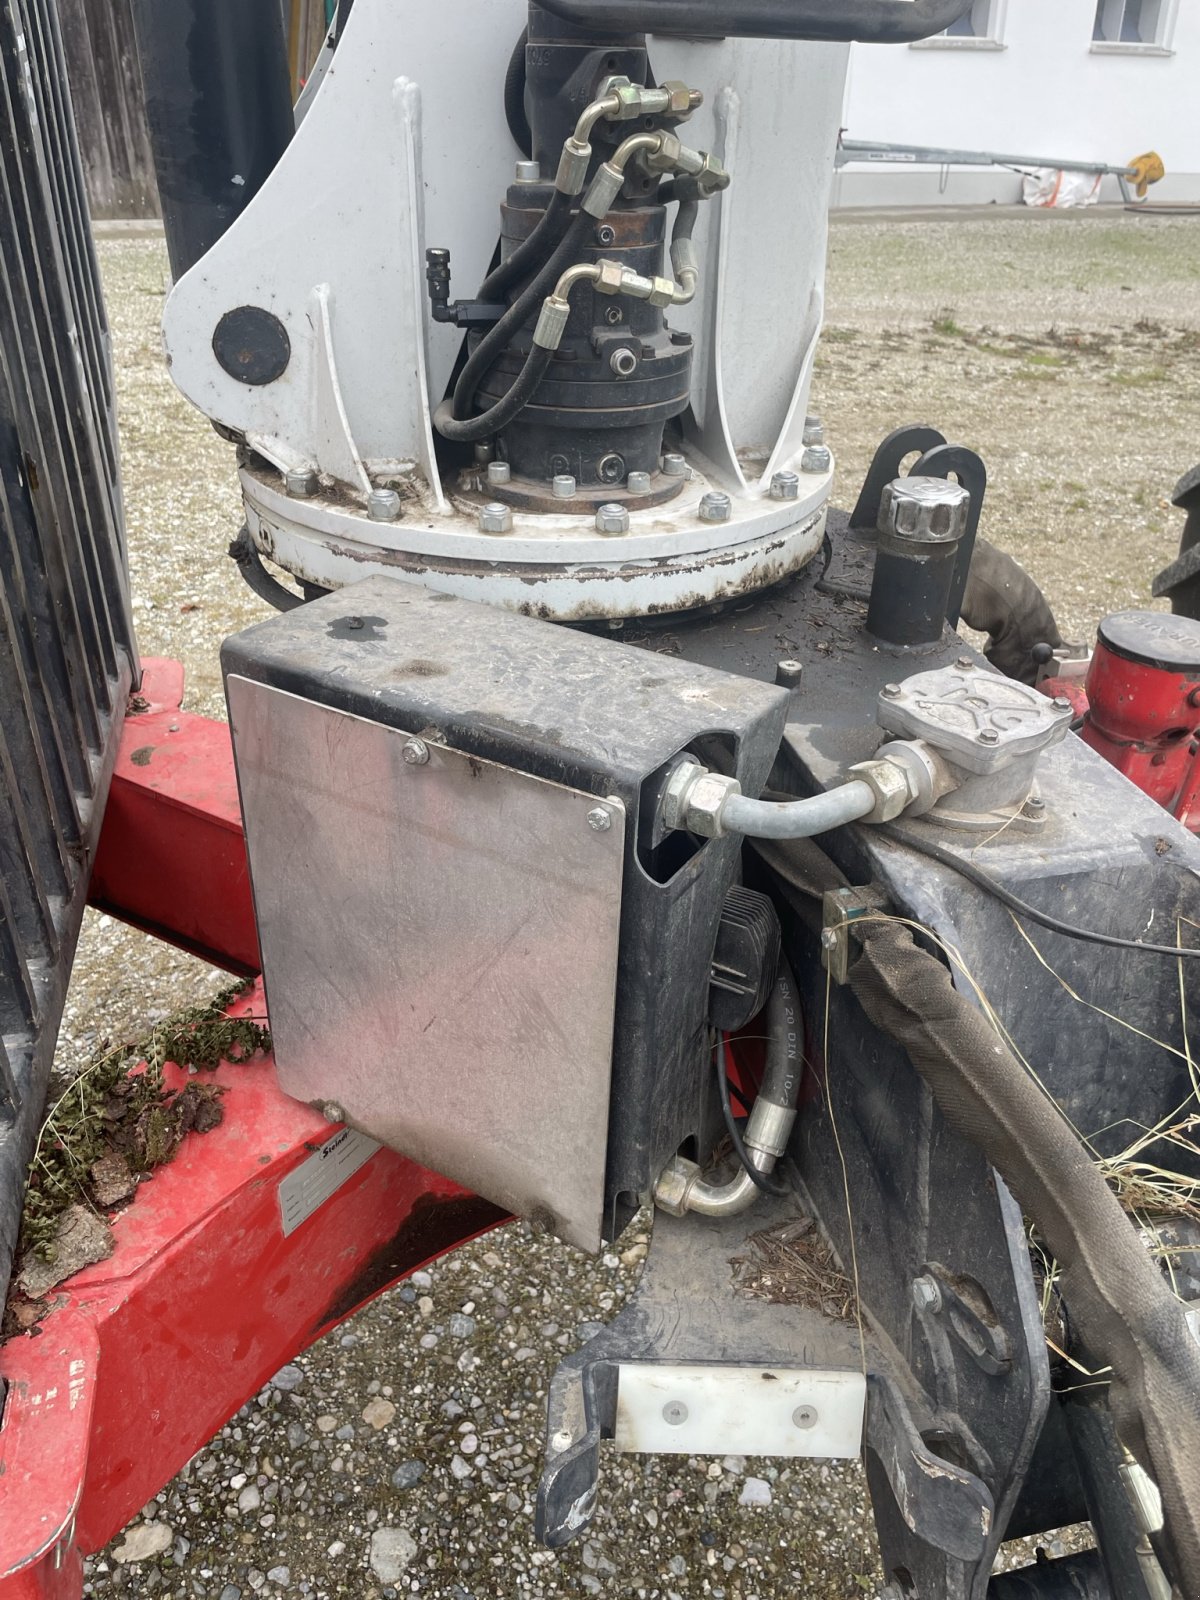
662,1401,689,1427
770,470,801,501
550,1429,573,1453
285,466,317,497
977,728,1000,745
587,806,613,833
661,452,689,478
803,415,824,447
1053,696,1073,711
775,659,804,689
323,1103,345,1124
913,1274,942,1314
487,460,512,486
479,502,513,535
820,927,839,952
1027,795,1046,812
956,655,974,669
474,441,494,464
881,682,902,699
346,616,364,631
801,445,832,474
367,487,401,522
626,470,652,495
552,474,576,499
792,1405,818,1430
605,305,623,325
402,738,430,766
515,159,541,183
609,346,638,378
598,452,625,483
699,491,732,524
596,223,617,246
596,503,630,535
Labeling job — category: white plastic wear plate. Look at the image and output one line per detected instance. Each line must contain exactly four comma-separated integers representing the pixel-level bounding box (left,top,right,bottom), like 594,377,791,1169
278,1127,381,1237
614,1364,866,1459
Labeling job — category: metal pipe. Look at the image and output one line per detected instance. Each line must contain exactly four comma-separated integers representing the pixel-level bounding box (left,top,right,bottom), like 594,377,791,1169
719,781,877,840
534,0,975,43
129,0,295,280
838,138,1138,180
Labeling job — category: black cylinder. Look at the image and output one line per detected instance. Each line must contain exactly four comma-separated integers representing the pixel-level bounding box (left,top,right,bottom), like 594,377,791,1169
129,0,295,279
866,477,970,648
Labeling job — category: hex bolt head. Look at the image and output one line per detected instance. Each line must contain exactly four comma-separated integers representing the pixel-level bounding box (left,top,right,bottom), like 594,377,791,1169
596,502,630,536
801,445,832,474
552,474,576,499
770,470,801,501
912,1274,943,1314
609,346,638,378
792,1405,818,1430
367,487,401,522
880,476,970,544
626,470,652,495
957,656,974,669
402,738,430,766
775,659,804,689
820,927,839,952
803,415,825,447
285,466,317,497
977,728,1000,745
662,1401,689,1427
479,502,513,535
514,159,541,183
1053,696,1073,711
1027,794,1046,811
586,806,613,833
881,682,903,699
699,491,732,524
487,460,512,486
661,452,689,478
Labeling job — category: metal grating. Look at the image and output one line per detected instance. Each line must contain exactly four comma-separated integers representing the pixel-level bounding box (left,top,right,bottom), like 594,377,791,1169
0,0,137,1297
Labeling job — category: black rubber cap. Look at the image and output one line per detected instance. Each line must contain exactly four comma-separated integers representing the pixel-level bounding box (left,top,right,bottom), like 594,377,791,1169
1098,608,1200,674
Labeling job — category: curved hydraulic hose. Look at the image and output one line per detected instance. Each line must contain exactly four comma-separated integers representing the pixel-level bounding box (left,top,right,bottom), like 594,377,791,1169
849,918,1200,1596
447,208,592,426
658,962,802,1218
534,0,974,43
720,780,876,841
479,189,574,304
433,346,554,445
960,537,1064,686
228,527,304,612
504,28,532,158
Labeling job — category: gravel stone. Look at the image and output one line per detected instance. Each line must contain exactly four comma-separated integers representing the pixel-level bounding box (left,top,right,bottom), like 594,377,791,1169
739,1477,773,1508
112,1524,174,1564
391,1460,426,1489
369,1529,418,1583
236,1486,261,1513
362,1397,396,1429
265,1567,290,1587
268,1364,305,1393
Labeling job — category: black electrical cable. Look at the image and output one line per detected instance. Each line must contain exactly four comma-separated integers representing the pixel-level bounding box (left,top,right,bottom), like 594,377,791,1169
433,345,554,444
715,1042,791,1197
451,207,592,422
885,822,1200,962
504,28,533,157
534,0,974,44
479,189,574,304
726,1076,753,1115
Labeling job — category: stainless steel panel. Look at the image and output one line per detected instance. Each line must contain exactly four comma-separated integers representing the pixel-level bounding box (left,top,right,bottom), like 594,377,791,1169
227,677,626,1251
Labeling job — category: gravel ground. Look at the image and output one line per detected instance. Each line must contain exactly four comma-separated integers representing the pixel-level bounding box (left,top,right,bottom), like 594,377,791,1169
54,210,1200,1598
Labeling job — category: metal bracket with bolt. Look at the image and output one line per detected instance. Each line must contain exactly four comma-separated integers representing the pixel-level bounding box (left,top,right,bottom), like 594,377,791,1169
821,884,890,985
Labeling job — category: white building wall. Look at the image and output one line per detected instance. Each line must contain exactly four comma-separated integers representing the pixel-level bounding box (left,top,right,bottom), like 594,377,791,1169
834,0,1200,207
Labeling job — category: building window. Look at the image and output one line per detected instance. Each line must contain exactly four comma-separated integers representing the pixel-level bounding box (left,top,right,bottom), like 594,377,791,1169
911,0,1006,48
1092,0,1178,51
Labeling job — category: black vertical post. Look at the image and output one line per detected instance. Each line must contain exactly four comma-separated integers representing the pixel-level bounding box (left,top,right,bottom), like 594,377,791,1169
129,0,295,279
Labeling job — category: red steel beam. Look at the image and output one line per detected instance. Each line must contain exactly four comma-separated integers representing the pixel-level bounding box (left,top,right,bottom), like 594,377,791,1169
88,658,260,974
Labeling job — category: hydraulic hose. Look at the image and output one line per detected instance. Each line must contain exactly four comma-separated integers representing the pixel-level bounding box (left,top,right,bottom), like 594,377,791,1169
504,28,532,158
655,961,802,1218
534,0,975,44
448,208,592,424
719,780,877,841
960,537,1065,686
479,189,574,304
432,346,554,444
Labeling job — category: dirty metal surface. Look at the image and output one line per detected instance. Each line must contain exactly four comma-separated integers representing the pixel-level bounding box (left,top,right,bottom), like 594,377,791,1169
226,677,627,1253
0,981,506,1600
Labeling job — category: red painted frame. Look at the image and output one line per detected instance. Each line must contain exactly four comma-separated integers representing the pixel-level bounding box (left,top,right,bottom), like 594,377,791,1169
0,663,507,1600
